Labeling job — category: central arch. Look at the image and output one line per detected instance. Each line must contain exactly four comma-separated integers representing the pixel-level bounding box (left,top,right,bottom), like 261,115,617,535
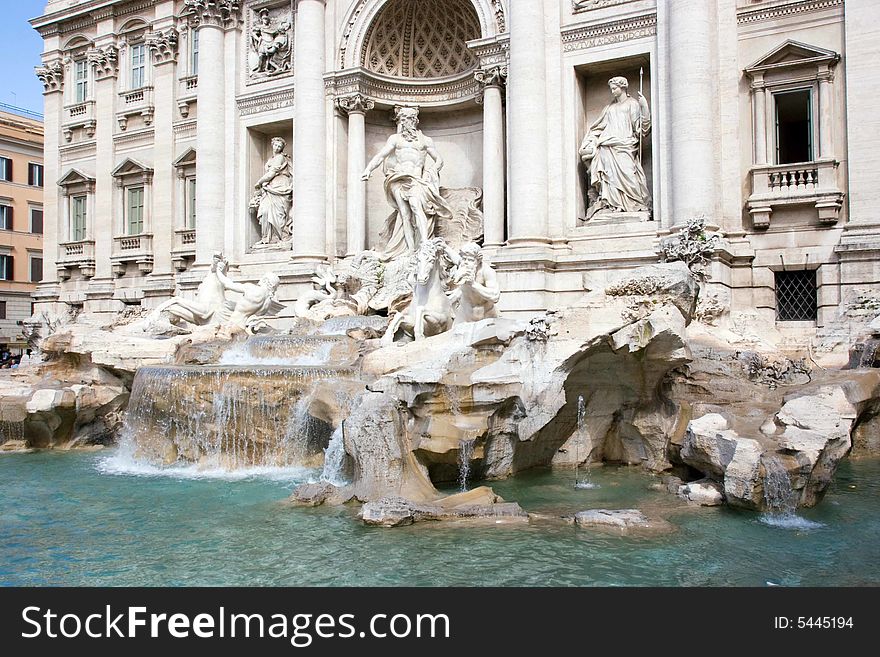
338,0,504,70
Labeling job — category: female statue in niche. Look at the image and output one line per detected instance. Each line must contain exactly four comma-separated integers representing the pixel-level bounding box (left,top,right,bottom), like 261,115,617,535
250,136,293,246
579,76,651,220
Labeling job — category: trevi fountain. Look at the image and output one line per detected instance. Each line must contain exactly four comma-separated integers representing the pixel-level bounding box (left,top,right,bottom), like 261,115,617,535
2,0,880,586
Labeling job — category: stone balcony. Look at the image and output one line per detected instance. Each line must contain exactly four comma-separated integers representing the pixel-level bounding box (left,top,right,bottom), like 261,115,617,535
57,239,96,279
178,75,198,118
172,228,196,271
62,100,96,141
747,159,845,229
117,86,154,131
111,233,154,276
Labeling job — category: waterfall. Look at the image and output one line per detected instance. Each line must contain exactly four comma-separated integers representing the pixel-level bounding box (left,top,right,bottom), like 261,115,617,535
114,365,353,472
458,435,476,492
759,455,822,529
0,420,24,445
319,424,349,486
574,394,599,489
219,335,345,367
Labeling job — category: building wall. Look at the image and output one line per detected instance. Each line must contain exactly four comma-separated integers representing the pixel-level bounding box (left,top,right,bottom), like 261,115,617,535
0,110,44,350
28,0,878,336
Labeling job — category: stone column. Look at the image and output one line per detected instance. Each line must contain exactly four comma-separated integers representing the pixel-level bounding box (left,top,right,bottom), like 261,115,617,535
336,94,373,256
751,77,768,165
35,61,64,287
506,0,548,245
667,0,718,225
292,0,328,262
88,44,118,280
188,1,238,264
475,66,507,247
818,67,834,159
844,0,880,224
146,28,179,277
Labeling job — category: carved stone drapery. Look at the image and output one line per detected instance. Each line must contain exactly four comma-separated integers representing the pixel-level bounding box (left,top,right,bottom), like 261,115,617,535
184,0,242,29
35,60,65,93
335,93,375,115
572,0,639,13
146,29,180,65
87,46,119,81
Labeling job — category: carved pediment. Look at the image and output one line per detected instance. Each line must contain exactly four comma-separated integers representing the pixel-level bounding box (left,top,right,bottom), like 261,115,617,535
173,147,197,168
57,168,96,188
746,40,839,76
111,158,153,178
111,159,153,187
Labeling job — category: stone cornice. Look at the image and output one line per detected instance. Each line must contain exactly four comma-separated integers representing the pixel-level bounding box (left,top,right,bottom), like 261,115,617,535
237,88,296,116
31,0,157,36
35,60,65,94
335,93,375,116
146,28,180,65
737,0,844,25
560,13,656,53
468,34,510,69
325,67,480,109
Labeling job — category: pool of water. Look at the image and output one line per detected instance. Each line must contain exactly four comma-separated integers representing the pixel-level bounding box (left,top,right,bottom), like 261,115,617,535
1,450,878,586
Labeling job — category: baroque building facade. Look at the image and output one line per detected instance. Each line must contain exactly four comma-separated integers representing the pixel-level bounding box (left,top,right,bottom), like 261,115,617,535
0,109,44,353
29,0,880,335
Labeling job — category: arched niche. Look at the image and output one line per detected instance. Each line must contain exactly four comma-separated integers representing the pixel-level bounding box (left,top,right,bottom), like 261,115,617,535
338,0,505,70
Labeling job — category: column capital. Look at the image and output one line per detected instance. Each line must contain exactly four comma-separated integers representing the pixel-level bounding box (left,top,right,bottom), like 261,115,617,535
184,0,242,29
817,69,835,84
475,65,508,90
87,45,119,81
146,28,180,66
335,93,374,116
35,60,65,94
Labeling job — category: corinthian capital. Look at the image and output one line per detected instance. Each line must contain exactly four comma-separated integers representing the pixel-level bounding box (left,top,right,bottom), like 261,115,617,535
185,0,242,29
35,60,65,94
146,28,179,65
335,94,375,116
475,65,508,89
87,45,119,81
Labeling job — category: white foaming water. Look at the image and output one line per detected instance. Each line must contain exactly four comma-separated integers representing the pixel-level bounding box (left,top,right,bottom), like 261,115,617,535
758,514,825,530
97,451,315,483
458,436,476,492
758,455,825,530
319,425,349,486
218,341,333,367
575,481,600,490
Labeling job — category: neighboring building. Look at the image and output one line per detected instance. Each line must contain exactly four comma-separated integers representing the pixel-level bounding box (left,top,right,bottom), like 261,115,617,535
0,108,44,354
27,0,880,338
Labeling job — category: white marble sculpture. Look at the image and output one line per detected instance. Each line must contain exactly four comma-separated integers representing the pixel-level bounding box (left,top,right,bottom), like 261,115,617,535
146,253,229,332
249,8,291,76
294,251,382,322
362,106,453,261
448,242,501,325
250,137,293,247
215,269,284,334
383,237,455,344
579,76,651,220
143,254,283,336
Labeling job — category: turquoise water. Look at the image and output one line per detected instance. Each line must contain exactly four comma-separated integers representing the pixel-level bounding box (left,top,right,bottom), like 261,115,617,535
1,450,879,586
